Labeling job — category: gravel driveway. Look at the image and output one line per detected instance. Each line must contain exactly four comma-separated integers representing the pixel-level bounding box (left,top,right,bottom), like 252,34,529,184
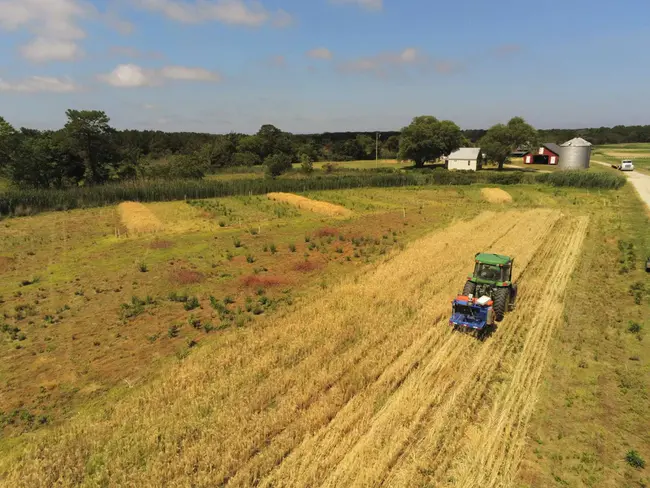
593,160,650,209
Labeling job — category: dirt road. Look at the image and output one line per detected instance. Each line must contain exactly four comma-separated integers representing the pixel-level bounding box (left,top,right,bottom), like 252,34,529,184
1,209,589,488
593,160,650,208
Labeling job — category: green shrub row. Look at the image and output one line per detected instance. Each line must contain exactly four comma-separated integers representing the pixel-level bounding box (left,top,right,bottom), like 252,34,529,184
0,170,626,218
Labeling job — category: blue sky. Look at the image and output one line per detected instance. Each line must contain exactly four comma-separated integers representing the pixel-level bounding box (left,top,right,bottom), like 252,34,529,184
0,0,648,134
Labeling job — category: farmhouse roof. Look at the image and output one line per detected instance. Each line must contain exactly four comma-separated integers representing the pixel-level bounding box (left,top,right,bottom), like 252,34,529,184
561,137,592,147
542,143,562,155
448,147,481,160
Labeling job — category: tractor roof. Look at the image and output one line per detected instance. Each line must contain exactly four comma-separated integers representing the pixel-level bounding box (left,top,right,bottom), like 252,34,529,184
475,253,512,266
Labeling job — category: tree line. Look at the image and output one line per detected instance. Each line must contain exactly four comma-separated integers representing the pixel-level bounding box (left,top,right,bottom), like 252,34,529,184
0,109,648,189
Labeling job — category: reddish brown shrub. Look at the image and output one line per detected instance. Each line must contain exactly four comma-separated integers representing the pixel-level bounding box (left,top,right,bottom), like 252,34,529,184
170,269,204,284
150,240,174,249
293,260,322,272
0,256,14,272
240,275,285,287
315,227,339,237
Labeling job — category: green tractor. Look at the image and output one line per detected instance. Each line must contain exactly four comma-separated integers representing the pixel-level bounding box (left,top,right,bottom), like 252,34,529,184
462,253,518,322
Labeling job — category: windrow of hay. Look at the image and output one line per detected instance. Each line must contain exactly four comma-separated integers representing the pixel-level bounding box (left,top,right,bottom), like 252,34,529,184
481,187,513,203
117,202,163,235
267,192,352,217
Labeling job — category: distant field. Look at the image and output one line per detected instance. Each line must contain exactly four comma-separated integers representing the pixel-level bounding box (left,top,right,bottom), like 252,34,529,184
594,143,650,174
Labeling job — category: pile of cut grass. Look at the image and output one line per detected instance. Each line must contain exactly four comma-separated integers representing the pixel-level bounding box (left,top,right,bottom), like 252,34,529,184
481,187,513,203
118,202,163,235
267,192,352,217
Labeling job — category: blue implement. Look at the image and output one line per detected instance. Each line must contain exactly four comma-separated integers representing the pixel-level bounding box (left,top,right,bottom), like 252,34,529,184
449,295,495,331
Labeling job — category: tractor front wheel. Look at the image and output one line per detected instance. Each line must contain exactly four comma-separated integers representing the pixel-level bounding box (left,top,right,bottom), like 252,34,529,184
463,281,476,296
493,288,509,322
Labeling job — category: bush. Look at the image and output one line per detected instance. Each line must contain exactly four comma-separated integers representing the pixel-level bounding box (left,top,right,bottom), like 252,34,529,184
627,321,643,334
535,171,626,189
183,297,200,311
233,152,262,167
625,450,646,469
300,154,314,174
265,153,292,178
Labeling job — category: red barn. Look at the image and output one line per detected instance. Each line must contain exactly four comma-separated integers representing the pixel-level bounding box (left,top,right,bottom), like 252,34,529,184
523,143,562,165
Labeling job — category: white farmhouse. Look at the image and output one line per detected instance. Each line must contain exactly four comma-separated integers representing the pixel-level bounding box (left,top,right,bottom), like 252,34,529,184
447,148,483,171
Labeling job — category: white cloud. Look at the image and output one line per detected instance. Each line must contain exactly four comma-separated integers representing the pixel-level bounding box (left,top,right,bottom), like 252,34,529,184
138,0,293,27
330,0,382,11
338,47,427,76
160,66,222,81
98,64,223,87
20,37,83,62
104,10,135,35
98,64,156,87
0,0,133,62
307,48,333,60
0,75,80,93
0,0,90,61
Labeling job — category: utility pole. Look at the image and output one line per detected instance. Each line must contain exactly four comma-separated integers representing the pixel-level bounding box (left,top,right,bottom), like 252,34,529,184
376,132,380,166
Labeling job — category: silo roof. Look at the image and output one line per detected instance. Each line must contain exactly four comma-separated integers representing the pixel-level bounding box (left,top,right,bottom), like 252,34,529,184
561,137,592,147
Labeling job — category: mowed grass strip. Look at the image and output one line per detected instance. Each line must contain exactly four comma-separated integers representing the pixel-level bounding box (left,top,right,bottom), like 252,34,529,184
118,201,163,235
267,192,353,217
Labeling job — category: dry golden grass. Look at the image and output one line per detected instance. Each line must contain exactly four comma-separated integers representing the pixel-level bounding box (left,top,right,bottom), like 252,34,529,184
118,201,163,235
267,192,353,217
481,187,513,203
0,208,588,488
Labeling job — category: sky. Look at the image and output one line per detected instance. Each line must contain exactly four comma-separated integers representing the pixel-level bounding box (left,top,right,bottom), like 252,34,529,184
0,0,649,134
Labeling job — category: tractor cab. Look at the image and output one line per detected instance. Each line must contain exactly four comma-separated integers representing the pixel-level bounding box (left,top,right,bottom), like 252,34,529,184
471,253,513,285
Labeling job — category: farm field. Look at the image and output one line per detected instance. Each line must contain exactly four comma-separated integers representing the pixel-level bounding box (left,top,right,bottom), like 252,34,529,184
0,184,648,487
594,143,650,174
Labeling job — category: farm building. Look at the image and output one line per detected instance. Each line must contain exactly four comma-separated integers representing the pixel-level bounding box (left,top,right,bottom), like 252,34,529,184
523,143,562,165
447,148,483,171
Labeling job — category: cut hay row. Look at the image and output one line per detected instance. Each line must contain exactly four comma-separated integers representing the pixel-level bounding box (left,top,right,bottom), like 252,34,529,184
0,208,588,488
117,202,163,235
267,192,352,217
481,187,513,203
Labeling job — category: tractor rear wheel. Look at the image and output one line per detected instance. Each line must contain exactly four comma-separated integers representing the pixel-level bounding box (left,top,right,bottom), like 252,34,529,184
462,281,476,296
493,288,509,322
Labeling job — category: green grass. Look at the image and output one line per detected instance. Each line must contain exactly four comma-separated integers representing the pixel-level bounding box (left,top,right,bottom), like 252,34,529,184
517,183,650,488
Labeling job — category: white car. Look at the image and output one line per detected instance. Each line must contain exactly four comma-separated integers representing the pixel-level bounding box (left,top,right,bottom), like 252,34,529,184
619,160,635,171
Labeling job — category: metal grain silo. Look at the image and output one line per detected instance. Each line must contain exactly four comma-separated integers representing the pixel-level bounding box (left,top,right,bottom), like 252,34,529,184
559,137,592,170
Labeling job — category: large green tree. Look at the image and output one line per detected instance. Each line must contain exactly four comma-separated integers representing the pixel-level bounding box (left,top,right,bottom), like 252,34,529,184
480,116,538,170
398,116,463,167
62,110,117,184
0,116,18,175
